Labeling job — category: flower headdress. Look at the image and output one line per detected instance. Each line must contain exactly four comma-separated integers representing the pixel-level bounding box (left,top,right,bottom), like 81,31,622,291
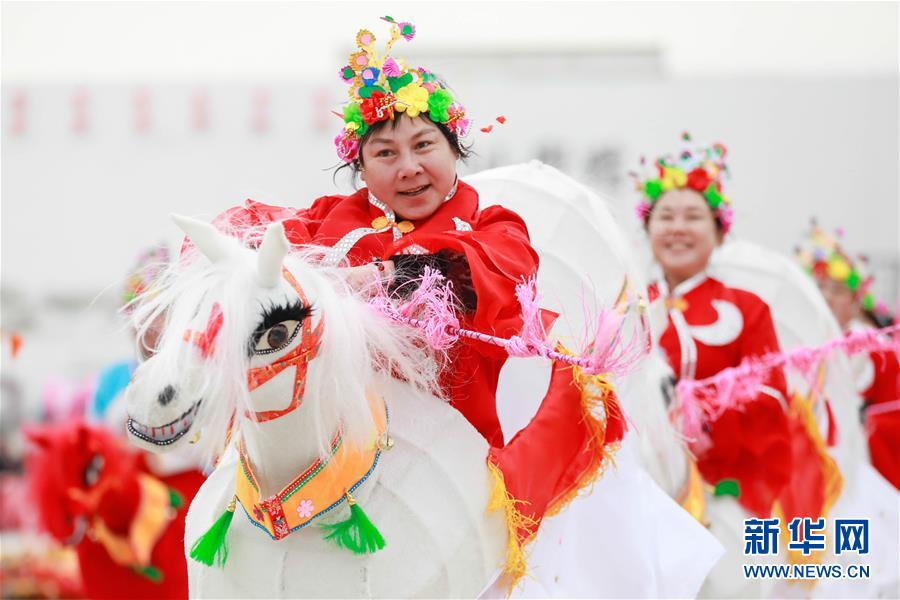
334,16,470,163
795,221,887,315
123,244,170,309
631,132,734,233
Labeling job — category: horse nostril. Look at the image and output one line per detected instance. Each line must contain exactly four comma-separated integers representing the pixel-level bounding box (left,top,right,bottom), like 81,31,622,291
158,385,177,407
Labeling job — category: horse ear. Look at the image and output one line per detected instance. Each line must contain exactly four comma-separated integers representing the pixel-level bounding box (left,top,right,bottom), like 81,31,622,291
171,214,236,264
256,222,290,288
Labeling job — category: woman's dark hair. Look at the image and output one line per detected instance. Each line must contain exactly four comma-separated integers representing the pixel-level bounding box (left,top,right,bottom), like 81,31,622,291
333,112,472,186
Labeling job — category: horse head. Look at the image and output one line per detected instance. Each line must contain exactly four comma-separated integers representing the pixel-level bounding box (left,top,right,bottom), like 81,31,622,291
125,216,438,485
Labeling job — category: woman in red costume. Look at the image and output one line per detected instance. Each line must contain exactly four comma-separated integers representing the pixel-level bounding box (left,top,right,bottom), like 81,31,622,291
796,224,899,489
200,19,538,450
636,134,792,518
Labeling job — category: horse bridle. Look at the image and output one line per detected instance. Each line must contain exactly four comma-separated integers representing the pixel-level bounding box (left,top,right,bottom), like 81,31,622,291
245,269,324,423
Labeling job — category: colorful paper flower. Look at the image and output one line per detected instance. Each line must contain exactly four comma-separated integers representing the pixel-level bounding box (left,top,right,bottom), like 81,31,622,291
339,65,355,83
447,104,470,137
296,499,315,519
343,103,368,136
335,132,359,162
427,88,454,123
644,179,663,200
360,67,380,87
356,29,375,47
349,51,369,71
382,57,401,78
827,258,851,282
394,83,429,117
360,91,395,125
398,21,416,41
686,168,710,192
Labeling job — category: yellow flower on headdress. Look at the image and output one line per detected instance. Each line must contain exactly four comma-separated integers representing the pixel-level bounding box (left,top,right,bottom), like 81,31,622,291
827,257,851,281
394,83,429,117
661,167,687,191
356,29,376,48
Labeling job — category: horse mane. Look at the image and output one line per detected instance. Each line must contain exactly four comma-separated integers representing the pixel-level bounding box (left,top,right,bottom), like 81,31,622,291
129,223,445,464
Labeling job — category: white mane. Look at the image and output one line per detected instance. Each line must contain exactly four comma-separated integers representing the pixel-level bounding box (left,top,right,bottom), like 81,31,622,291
129,228,444,465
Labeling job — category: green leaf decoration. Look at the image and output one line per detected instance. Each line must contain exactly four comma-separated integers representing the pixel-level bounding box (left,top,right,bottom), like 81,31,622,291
714,479,740,498
846,271,861,290
343,103,368,136
862,293,875,311
358,85,386,99
342,66,355,80
401,24,414,36
382,15,395,22
704,183,723,208
644,179,663,200
387,73,413,93
427,89,454,123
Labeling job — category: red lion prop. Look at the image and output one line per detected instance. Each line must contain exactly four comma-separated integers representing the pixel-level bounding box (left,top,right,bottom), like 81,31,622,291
25,421,203,599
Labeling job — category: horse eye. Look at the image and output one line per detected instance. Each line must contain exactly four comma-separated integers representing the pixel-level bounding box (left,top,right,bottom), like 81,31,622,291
83,454,104,487
254,320,300,354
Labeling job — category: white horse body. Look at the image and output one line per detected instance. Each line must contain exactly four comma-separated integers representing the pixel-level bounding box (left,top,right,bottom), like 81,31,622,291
186,377,505,598
125,219,510,598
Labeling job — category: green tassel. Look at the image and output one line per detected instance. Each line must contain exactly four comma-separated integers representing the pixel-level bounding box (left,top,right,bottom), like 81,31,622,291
321,492,385,555
168,488,184,510
714,478,740,499
133,564,163,582
189,497,236,567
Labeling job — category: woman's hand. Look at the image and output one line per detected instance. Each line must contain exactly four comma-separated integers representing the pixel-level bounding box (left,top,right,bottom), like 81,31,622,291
341,260,395,295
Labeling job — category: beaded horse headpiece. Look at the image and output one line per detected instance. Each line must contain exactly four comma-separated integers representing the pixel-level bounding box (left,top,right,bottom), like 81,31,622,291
631,132,734,233
334,16,470,163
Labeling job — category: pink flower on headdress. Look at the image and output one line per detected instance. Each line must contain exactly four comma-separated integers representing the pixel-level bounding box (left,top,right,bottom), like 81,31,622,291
334,132,359,163
716,205,734,234
338,65,355,83
382,57,402,78
635,201,652,221
398,22,416,41
447,105,471,137
296,499,314,519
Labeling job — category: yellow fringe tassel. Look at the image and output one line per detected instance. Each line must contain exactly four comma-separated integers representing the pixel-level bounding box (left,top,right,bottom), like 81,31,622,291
791,391,843,517
544,367,621,517
677,459,708,525
486,460,537,595
772,389,845,589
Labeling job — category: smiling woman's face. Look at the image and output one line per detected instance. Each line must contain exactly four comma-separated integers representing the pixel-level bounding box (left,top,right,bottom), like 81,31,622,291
647,188,722,288
359,115,459,221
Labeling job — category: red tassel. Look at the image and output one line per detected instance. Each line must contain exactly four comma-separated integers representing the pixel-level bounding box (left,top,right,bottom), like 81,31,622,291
825,399,839,447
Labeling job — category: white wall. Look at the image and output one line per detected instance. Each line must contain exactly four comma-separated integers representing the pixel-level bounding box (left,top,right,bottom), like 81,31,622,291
1,1,897,422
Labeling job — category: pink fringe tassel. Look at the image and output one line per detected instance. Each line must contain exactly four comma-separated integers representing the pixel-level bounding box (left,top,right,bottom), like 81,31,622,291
675,323,900,443
367,271,649,377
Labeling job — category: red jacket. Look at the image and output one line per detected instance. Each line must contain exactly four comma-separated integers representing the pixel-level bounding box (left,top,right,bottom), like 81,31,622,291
212,181,539,447
653,274,792,517
852,323,900,490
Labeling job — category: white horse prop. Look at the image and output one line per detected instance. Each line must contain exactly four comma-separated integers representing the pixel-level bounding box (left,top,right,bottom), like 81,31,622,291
124,215,624,598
